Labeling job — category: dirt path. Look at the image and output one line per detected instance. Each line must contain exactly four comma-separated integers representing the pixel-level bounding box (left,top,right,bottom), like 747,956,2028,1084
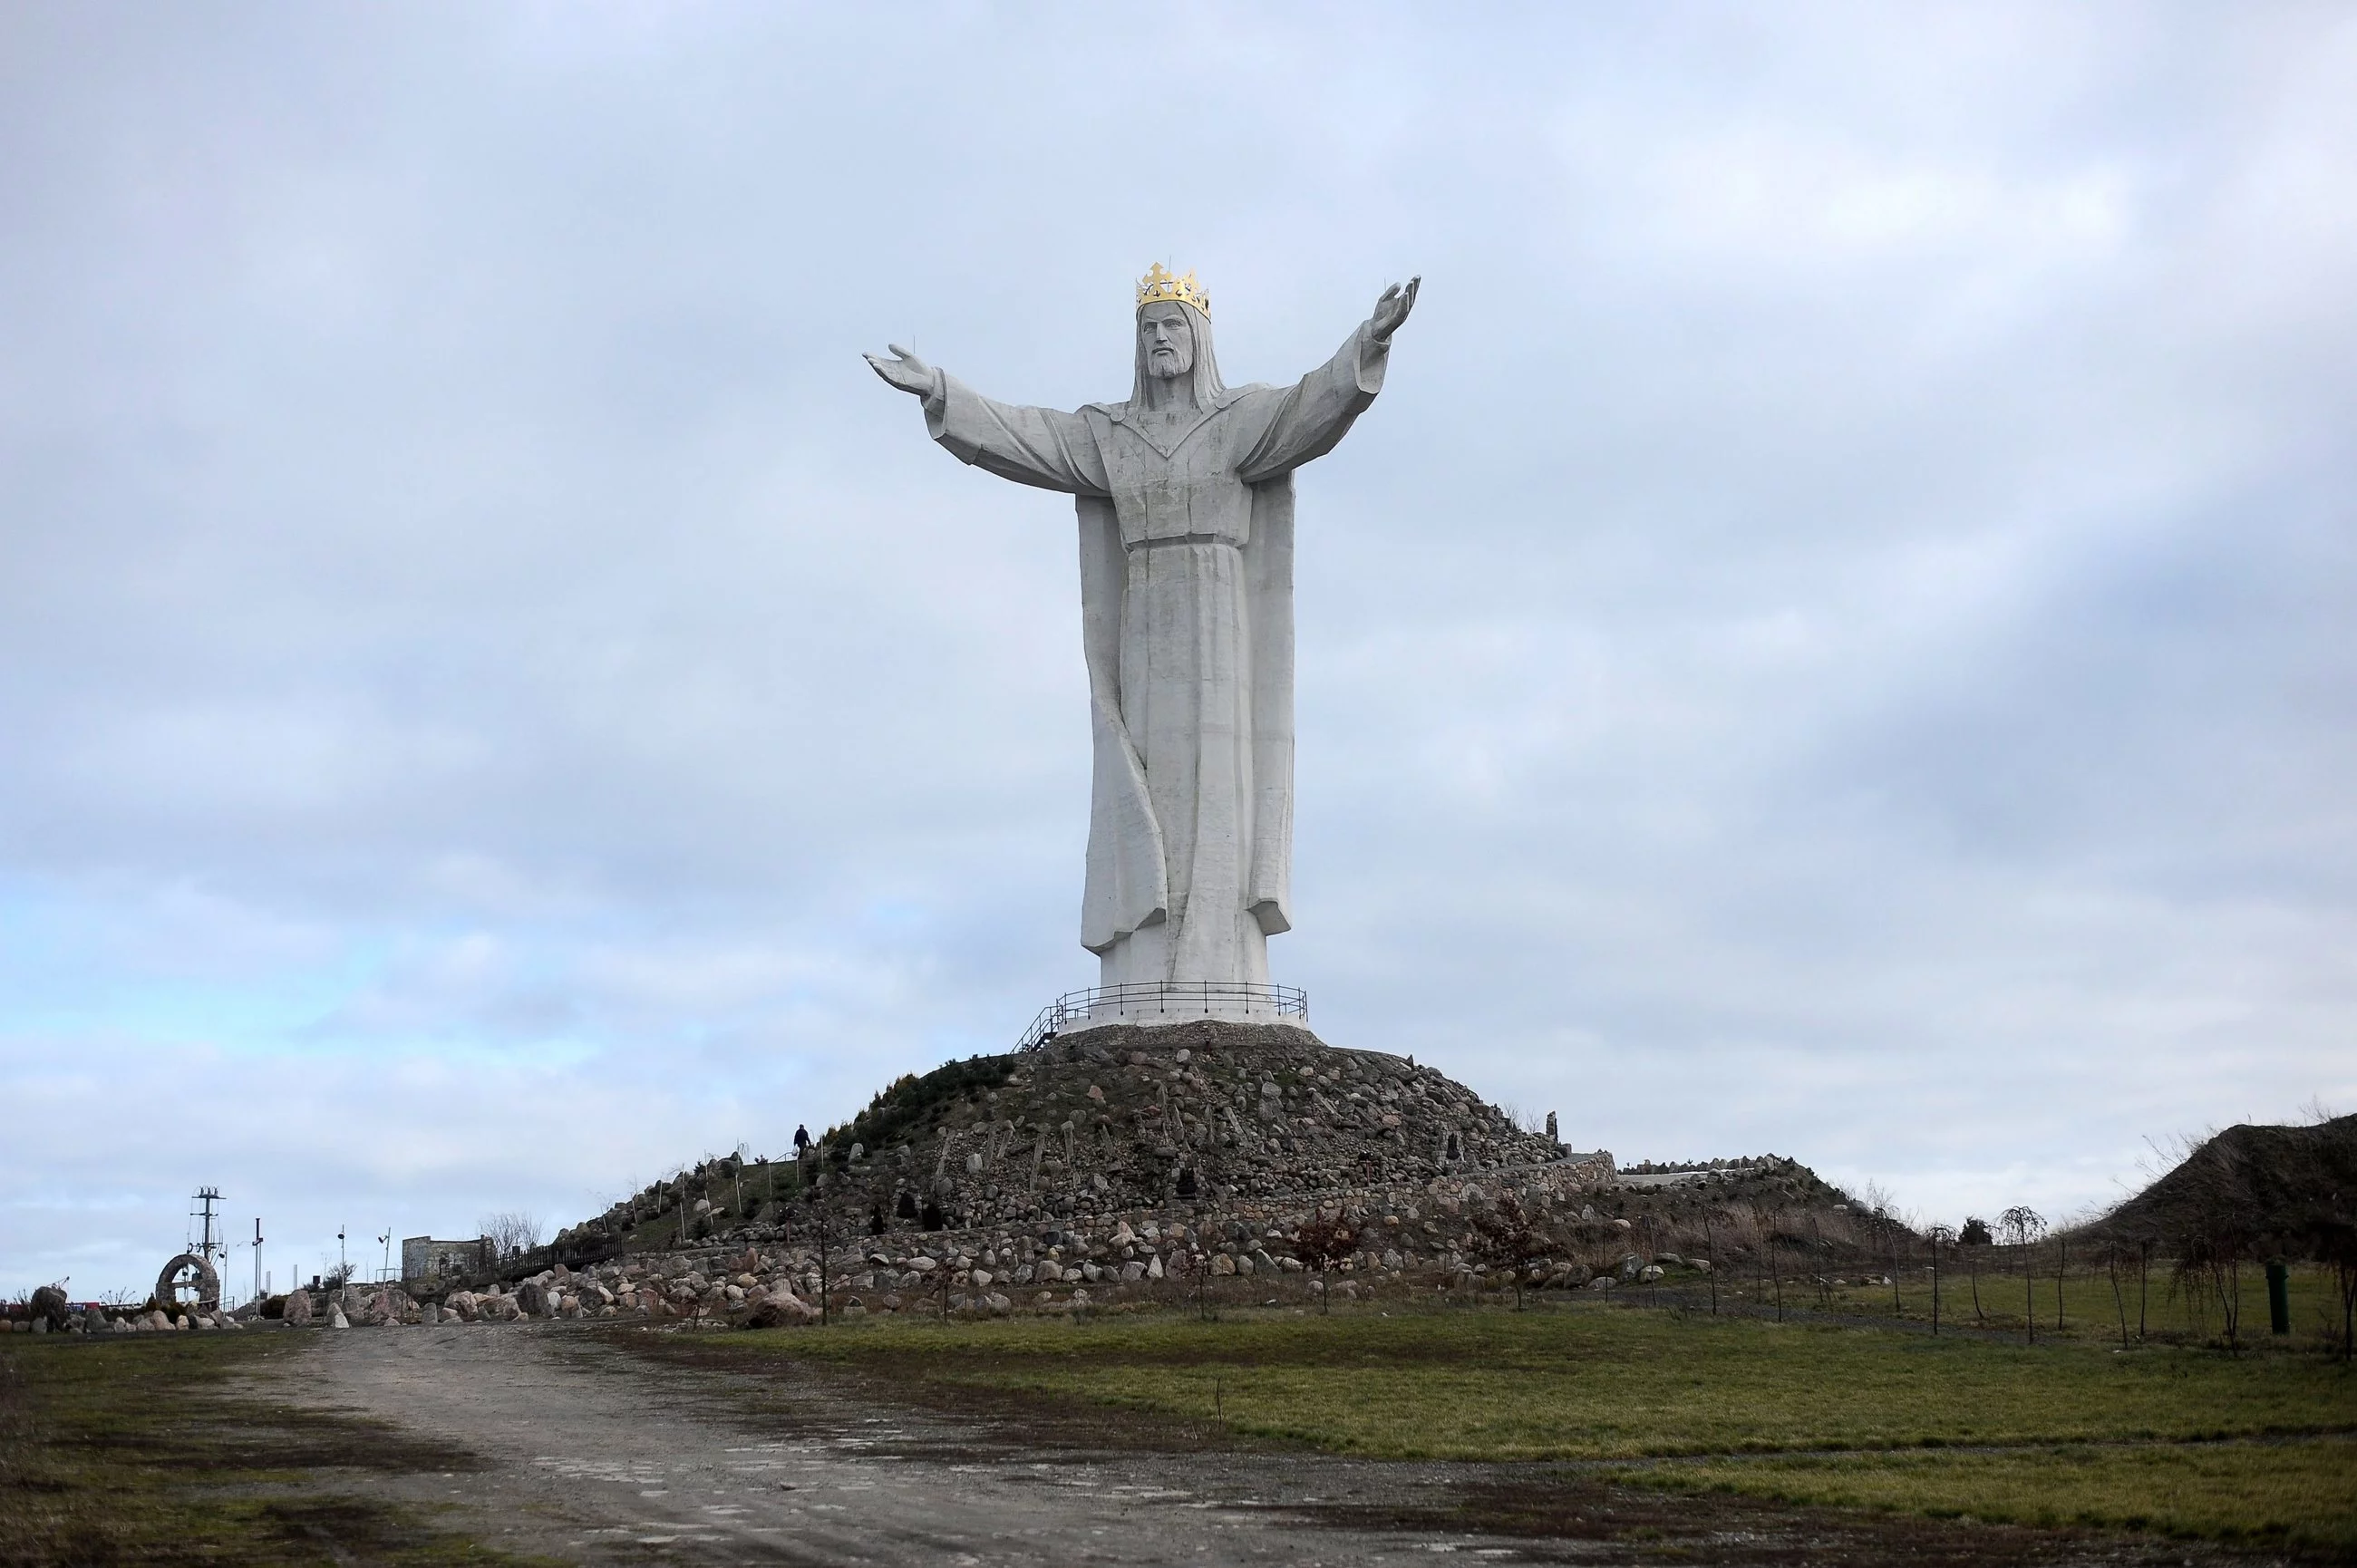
251,1323,2287,1567
256,1322,1558,1566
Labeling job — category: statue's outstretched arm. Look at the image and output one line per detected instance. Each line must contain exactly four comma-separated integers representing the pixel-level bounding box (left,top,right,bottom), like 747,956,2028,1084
930,378,1109,496
866,344,1108,497
1237,278,1417,483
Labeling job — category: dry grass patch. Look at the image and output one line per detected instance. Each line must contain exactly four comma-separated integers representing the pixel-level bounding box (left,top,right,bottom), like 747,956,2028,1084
0,1332,547,1568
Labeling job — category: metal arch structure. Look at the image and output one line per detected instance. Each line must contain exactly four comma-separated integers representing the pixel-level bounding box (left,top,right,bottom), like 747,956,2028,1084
156,1253,222,1312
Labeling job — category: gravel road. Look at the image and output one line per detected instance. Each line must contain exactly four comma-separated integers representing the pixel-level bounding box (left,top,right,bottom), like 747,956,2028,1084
260,1321,1570,1566
255,1323,2284,1568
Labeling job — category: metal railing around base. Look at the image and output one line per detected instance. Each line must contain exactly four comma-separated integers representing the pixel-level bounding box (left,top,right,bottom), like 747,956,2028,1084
1016,981,1307,1052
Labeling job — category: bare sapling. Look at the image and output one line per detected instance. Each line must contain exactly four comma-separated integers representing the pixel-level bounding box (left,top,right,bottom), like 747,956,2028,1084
1809,1214,1829,1312
2333,1233,2357,1364
1640,1214,1655,1309
1999,1206,2045,1343
1297,1206,1356,1314
1927,1224,1954,1335
2178,1221,2251,1356
1702,1213,1719,1315
1889,1213,1905,1317
1857,1181,1906,1317
2171,1142,2258,1355
2055,1230,2068,1331
1469,1194,1546,1311
1745,1198,1779,1319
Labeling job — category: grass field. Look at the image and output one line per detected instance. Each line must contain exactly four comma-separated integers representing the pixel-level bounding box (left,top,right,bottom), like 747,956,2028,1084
0,1331,540,1567
717,1293,2357,1553
1618,1437,2357,1552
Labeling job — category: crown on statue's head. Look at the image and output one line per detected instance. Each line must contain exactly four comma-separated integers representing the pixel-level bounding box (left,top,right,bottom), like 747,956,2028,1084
1136,263,1210,318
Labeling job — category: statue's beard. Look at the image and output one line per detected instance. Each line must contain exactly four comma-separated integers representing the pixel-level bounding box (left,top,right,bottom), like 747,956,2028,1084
1149,346,1190,379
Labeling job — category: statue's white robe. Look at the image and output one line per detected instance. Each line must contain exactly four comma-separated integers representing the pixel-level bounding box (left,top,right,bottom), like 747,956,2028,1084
923,323,1389,990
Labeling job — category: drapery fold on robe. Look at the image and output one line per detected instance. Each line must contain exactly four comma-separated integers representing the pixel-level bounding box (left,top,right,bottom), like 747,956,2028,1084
1075,493,1166,948
923,322,1388,984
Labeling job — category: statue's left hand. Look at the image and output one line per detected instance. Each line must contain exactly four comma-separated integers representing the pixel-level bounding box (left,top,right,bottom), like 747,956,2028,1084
1370,276,1421,343
864,343,936,396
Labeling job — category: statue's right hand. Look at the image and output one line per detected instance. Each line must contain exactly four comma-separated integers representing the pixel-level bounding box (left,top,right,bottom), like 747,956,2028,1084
863,344,935,396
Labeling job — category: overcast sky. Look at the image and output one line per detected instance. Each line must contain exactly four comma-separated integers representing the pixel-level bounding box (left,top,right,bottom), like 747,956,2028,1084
5,4,2352,1301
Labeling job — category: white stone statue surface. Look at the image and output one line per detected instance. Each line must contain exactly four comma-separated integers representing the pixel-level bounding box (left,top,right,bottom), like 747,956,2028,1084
868,266,1418,1009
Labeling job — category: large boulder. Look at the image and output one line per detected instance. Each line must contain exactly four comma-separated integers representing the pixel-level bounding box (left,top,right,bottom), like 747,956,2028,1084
29,1285,68,1331
741,1284,820,1329
281,1290,314,1326
514,1281,549,1318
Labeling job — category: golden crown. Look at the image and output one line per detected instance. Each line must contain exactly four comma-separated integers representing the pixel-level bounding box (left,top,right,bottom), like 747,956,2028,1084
1136,262,1209,318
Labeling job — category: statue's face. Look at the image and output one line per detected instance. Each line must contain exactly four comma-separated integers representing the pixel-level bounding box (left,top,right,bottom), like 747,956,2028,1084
1138,303,1195,380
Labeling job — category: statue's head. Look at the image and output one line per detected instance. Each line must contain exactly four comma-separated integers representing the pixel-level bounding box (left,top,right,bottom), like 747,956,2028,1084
1139,302,1196,381
1130,265,1224,407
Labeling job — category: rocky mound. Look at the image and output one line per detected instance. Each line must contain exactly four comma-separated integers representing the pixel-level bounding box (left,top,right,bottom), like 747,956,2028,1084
2088,1114,2357,1253
577,1021,1606,1251
843,1020,1587,1221
500,1023,1907,1324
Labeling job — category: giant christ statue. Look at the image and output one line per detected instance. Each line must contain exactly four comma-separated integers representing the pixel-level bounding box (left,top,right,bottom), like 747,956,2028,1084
868,266,1418,1011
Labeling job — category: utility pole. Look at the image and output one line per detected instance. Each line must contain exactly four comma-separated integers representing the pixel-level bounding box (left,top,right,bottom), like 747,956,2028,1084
189,1186,225,1273
338,1226,347,1286
253,1218,265,1306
